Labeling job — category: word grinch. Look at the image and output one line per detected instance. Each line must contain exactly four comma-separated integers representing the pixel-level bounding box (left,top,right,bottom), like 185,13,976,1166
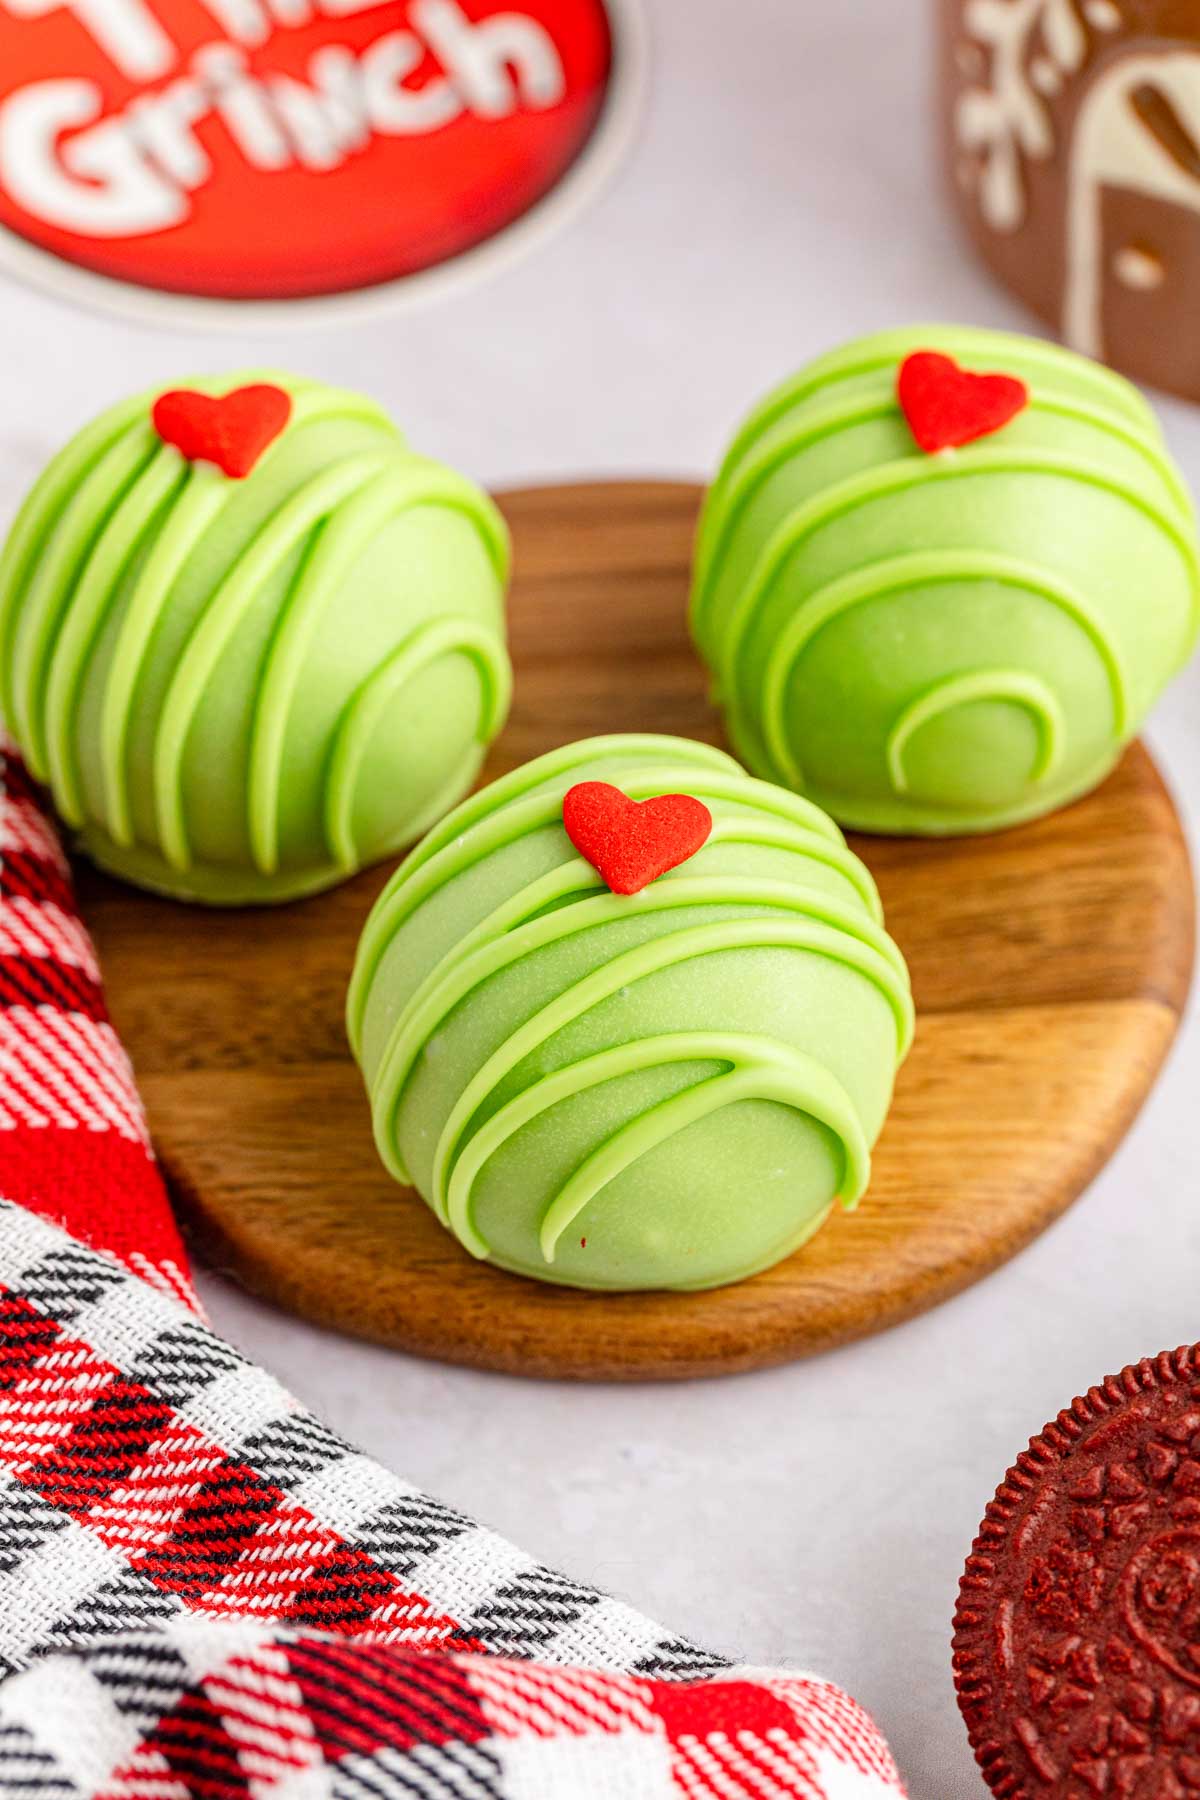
0,0,566,237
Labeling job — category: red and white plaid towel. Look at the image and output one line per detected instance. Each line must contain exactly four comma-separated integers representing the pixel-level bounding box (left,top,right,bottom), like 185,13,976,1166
0,737,907,1800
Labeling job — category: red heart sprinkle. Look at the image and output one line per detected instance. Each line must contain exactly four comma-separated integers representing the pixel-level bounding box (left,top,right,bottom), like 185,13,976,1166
563,782,713,896
897,350,1028,454
152,383,292,479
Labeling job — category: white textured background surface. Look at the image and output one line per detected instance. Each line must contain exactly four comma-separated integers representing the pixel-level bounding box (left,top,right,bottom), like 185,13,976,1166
5,3,1200,1794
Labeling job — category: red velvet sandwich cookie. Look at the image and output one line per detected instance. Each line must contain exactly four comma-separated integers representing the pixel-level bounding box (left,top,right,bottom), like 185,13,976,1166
954,1345,1200,1797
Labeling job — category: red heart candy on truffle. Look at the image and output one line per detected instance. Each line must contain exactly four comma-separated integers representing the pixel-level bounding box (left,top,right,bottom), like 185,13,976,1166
152,384,292,479
563,782,713,896
897,350,1028,454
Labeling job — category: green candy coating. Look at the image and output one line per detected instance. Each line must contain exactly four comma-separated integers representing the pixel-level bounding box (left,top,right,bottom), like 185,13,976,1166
349,734,913,1292
692,325,1200,835
0,372,511,903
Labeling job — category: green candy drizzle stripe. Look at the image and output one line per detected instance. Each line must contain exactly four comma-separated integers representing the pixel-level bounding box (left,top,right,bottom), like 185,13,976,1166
151,453,393,873
712,327,1157,496
367,860,905,1097
7,433,156,775
887,670,1065,796
99,466,235,850
416,915,911,1240
437,860,900,1035
714,449,1200,689
443,1033,869,1263
380,761,848,926
693,390,1193,648
248,464,509,877
0,393,152,729
696,390,888,642
345,771,880,1060
44,448,187,827
370,891,914,1189
324,617,513,873
382,737,741,899
756,551,1129,791
285,381,397,439
707,816,883,924
363,860,604,1089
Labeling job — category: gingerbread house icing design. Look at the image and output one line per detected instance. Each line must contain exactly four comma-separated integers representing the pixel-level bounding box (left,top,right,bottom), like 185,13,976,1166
941,0,1200,400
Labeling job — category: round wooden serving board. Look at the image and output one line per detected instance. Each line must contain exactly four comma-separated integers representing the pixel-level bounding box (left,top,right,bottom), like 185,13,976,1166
79,482,1196,1381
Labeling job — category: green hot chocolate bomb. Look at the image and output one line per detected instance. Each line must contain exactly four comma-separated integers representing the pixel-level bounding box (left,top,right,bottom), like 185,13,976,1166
0,374,511,902
692,326,1200,835
348,734,913,1292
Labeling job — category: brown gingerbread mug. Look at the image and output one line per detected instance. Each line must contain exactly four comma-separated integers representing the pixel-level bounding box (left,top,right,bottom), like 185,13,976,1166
941,0,1200,401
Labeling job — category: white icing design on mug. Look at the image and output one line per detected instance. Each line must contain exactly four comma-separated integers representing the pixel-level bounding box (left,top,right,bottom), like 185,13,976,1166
1064,49,1200,356
954,0,1087,230
953,4,1200,371
1065,50,1200,354
1113,243,1165,289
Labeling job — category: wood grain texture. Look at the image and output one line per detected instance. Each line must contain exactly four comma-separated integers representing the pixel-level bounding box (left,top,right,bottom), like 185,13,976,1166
78,481,1197,1381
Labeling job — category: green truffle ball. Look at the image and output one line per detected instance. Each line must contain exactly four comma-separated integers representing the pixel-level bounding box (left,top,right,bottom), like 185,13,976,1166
348,734,913,1292
692,325,1200,835
0,372,511,903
